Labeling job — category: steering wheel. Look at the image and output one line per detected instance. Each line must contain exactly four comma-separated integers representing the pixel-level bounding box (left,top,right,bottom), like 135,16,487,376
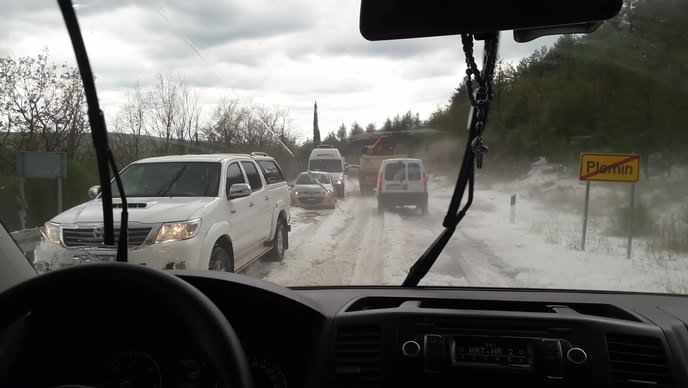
0,263,254,388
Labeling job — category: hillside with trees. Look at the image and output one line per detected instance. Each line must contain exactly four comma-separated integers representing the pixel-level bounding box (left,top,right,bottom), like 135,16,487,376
429,0,688,177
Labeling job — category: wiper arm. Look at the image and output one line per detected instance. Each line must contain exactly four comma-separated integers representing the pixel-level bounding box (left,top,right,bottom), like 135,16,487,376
57,0,128,262
158,166,188,196
403,33,499,287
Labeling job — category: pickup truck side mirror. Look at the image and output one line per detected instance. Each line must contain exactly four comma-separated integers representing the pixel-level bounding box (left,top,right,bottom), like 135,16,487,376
228,183,252,200
87,185,101,199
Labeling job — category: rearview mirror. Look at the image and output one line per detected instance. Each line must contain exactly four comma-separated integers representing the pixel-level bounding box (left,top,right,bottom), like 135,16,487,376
359,1,623,42
228,183,252,200
87,185,101,199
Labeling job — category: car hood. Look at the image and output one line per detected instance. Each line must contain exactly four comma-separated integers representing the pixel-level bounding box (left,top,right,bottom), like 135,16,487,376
51,197,217,225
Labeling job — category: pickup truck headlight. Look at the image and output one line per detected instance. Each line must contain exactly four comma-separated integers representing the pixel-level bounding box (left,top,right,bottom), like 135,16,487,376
41,222,62,245
154,219,201,243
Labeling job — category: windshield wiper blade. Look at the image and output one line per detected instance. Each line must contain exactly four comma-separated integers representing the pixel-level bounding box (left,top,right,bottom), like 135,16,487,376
57,0,128,261
403,33,499,287
158,166,188,196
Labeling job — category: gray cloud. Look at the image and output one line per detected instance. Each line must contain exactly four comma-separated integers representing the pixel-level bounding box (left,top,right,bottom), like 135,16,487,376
139,0,314,50
0,0,561,138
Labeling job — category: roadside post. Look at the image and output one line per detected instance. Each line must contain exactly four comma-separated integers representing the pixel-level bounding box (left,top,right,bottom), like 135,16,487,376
581,181,590,251
578,153,640,257
16,151,68,218
627,183,635,259
509,194,517,224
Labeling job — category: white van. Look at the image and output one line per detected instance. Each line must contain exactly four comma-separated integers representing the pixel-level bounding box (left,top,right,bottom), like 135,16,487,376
376,158,428,214
308,146,345,197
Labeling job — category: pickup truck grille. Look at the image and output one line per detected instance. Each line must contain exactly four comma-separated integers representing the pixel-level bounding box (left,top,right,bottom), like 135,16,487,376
62,227,153,247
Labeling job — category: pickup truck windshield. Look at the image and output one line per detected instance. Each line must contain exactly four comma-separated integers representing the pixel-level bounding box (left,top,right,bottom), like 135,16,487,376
309,160,342,173
112,162,221,198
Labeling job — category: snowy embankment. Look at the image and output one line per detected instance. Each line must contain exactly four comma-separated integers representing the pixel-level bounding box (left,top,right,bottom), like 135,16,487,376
251,160,688,294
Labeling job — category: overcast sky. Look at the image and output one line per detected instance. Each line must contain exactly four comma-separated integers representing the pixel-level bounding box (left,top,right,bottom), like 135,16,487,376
1,0,554,141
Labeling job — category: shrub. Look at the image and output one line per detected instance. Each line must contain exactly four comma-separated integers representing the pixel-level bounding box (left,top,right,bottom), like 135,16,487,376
607,201,655,237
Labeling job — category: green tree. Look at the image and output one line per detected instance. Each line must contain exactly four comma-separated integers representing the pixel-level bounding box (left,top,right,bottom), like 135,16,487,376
323,131,338,144
350,122,364,137
382,118,393,131
337,124,347,141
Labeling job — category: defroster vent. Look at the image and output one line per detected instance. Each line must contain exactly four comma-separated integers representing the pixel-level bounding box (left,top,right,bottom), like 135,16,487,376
607,333,673,387
334,325,383,388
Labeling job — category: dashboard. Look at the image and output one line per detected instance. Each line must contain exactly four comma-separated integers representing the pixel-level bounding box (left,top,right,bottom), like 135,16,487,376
184,273,688,388
4,271,688,387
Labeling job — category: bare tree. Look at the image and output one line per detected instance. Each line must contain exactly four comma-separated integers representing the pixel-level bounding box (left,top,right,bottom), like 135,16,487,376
0,52,87,156
203,98,243,147
255,105,289,145
113,83,149,160
175,82,201,143
149,74,179,152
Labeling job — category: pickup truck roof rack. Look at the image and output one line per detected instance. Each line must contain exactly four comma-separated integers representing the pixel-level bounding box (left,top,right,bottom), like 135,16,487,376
250,152,269,157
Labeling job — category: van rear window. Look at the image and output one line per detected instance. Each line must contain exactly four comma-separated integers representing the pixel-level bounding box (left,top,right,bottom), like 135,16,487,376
407,163,421,181
384,162,405,181
309,159,342,172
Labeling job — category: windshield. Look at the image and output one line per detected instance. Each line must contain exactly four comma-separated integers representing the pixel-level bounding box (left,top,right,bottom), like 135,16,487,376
296,173,327,185
2,1,688,295
308,159,343,173
112,162,221,197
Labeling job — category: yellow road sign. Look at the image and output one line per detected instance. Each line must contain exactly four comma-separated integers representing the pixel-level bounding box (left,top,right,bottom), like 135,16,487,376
579,153,640,182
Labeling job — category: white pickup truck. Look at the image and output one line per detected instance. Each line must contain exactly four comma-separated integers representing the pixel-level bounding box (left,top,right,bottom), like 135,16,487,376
34,153,291,273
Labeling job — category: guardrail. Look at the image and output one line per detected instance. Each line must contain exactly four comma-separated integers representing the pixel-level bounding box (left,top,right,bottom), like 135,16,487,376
10,228,40,262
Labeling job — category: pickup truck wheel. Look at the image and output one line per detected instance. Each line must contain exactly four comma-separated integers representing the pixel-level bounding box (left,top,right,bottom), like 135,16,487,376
267,219,288,262
209,244,234,272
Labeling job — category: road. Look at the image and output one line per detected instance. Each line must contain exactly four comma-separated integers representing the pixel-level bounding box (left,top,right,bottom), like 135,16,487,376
17,176,518,287
245,177,518,287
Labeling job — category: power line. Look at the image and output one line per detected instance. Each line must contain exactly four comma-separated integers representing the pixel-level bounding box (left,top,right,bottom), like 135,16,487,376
155,3,227,91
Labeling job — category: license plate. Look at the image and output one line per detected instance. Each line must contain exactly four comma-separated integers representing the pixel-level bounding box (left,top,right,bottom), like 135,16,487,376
75,249,117,262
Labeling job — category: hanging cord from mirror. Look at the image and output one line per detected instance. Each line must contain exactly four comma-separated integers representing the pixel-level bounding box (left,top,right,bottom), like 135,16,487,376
403,32,499,286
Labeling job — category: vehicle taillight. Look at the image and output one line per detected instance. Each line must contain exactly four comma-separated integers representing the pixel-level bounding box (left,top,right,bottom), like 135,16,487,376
422,173,428,192
378,172,383,192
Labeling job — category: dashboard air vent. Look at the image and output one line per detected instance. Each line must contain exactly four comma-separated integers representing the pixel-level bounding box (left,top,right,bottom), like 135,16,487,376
334,325,383,388
347,297,406,312
607,333,673,387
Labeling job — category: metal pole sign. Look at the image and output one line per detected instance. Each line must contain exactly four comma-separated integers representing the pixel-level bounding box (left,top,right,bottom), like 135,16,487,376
16,151,68,216
627,183,636,259
579,153,640,257
581,181,591,251
509,194,516,224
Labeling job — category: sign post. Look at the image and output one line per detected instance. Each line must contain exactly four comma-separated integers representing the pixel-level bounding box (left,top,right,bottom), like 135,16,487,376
509,194,517,224
16,151,68,218
581,181,590,251
627,183,635,259
579,153,640,257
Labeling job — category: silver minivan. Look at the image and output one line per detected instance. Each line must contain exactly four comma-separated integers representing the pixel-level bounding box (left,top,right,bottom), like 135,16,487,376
376,158,428,214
